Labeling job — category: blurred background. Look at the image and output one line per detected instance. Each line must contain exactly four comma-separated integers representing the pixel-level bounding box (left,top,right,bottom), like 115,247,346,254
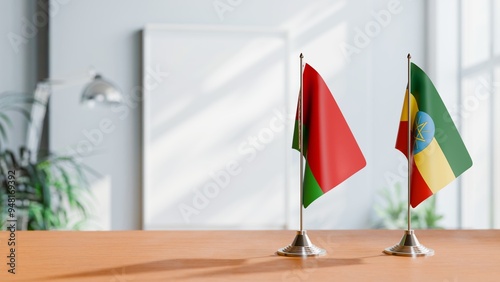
0,0,498,230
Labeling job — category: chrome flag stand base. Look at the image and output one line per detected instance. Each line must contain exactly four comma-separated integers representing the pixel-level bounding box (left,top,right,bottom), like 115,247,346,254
383,230,434,257
277,230,326,257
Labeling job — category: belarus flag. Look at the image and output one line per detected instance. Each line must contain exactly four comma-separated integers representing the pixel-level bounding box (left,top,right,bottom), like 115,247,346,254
293,63,366,208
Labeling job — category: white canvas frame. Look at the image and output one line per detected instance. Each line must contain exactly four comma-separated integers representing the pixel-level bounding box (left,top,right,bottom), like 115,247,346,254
142,24,291,230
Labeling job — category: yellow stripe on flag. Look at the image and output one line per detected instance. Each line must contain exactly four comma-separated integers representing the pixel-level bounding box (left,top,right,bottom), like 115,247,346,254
400,91,418,124
414,138,456,193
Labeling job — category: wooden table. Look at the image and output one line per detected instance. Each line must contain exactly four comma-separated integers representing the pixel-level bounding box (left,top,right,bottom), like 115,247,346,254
0,230,499,281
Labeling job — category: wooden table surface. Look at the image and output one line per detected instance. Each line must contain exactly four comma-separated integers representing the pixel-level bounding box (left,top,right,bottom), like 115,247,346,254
0,230,499,281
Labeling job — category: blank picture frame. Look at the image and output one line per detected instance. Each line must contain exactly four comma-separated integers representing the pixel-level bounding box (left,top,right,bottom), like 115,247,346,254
142,24,291,229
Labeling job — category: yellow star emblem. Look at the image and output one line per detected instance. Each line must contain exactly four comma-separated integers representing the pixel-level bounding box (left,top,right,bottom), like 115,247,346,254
415,117,428,143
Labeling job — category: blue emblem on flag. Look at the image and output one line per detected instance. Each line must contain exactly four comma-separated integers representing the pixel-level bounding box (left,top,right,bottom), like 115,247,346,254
413,111,435,154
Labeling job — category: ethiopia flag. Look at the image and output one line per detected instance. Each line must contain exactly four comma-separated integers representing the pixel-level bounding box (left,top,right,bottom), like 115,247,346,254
293,64,366,208
395,63,472,208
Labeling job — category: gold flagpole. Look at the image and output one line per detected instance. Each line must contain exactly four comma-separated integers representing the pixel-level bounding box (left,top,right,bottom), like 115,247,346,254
277,53,325,257
383,54,434,257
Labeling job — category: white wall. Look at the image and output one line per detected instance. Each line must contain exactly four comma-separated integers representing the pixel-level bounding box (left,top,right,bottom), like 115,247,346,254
428,0,500,229
0,0,38,149
49,0,425,230
427,0,461,229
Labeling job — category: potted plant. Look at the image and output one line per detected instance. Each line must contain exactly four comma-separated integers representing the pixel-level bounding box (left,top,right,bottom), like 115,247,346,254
373,182,444,229
0,92,95,230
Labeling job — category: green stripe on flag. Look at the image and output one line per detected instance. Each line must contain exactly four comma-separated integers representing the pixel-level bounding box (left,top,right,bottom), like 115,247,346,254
292,121,310,155
410,63,472,176
293,121,320,207
303,163,324,208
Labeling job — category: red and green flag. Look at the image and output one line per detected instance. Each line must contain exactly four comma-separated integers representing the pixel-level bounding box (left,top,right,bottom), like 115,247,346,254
293,63,366,208
395,62,473,208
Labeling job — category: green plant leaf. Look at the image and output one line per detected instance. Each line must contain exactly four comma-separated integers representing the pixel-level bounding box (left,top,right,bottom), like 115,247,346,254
374,182,444,229
1,145,94,230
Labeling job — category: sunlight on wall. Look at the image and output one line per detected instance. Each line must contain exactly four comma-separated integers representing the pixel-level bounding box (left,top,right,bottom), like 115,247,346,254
461,74,492,228
88,175,112,230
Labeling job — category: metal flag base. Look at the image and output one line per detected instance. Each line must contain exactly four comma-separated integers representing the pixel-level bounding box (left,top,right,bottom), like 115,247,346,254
383,230,434,257
277,230,326,257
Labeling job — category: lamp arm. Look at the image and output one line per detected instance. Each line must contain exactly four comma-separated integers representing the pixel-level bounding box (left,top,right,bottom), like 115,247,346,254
43,68,97,90
25,68,96,161
25,68,121,161
25,82,51,162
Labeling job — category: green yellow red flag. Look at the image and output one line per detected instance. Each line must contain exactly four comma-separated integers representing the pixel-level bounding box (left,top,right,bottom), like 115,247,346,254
395,63,473,207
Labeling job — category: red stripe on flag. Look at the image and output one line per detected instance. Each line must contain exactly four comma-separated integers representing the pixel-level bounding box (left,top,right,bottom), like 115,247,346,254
395,121,408,158
302,64,366,193
410,161,433,208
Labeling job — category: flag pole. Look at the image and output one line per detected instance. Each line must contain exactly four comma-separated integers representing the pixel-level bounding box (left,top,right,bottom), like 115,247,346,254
277,53,325,257
383,53,434,257
407,53,412,232
299,53,304,232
